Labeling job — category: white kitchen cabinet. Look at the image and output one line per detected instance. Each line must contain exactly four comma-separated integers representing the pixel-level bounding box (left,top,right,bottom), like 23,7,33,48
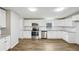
24,20,45,27
72,14,79,21
47,31,64,39
0,37,6,51
23,31,31,38
5,36,10,50
48,31,56,39
63,32,69,42
0,36,10,51
75,32,79,44
73,22,79,44
54,17,72,26
0,9,6,27
68,32,76,43
54,20,64,26
63,31,76,43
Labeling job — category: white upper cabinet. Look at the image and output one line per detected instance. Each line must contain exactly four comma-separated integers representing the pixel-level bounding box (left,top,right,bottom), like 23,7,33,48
0,8,6,27
54,18,72,26
72,14,79,21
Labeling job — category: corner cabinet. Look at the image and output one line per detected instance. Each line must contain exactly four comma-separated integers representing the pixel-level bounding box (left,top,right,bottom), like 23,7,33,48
0,8,6,27
0,37,6,51
0,36,10,51
5,36,10,50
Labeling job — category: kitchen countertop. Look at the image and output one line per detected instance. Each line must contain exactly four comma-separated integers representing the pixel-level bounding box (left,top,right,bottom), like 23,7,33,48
0,34,10,38
23,29,76,33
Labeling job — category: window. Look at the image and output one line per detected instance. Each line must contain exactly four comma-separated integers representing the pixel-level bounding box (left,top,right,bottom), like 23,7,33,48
46,23,52,29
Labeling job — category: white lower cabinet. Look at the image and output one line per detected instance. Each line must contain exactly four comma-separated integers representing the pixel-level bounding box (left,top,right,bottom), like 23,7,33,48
5,36,10,50
0,37,6,51
63,32,76,43
48,31,64,39
0,36,10,51
23,31,31,38
63,32,69,42
68,33,75,43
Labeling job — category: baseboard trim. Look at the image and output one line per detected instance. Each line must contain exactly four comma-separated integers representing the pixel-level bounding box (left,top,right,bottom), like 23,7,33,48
10,40,19,49
20,38,64,40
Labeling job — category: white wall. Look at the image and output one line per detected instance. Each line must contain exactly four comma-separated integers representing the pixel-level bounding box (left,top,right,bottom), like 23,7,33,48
10,11,23,48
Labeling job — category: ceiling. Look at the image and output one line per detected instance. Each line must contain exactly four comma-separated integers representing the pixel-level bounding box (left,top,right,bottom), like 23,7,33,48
4,7,79,18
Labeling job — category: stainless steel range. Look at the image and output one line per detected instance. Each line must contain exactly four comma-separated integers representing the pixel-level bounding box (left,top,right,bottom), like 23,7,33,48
31,23,39,39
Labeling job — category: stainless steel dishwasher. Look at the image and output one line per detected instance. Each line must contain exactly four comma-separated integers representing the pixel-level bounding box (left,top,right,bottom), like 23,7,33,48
41,31,47,39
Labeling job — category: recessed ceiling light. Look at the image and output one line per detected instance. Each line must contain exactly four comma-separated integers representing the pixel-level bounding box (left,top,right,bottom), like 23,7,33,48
54,7,66,12
28,7,37,12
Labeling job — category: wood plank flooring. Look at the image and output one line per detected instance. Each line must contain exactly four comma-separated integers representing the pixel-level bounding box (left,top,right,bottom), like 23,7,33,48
8,39,79,51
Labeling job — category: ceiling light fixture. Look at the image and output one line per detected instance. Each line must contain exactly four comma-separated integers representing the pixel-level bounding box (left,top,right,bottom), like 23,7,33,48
28,7,37,12
54,7,66,12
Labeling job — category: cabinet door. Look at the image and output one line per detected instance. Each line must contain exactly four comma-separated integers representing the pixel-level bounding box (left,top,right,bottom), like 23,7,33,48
23,31,31,38
48,31,58,39
72,14,79,21
0,9,6,27
68,33,75,43
0,38,5,51
63,32,69,42
0,36,10,51
5,36,10,50
54,20,64,26
54,18,72,26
